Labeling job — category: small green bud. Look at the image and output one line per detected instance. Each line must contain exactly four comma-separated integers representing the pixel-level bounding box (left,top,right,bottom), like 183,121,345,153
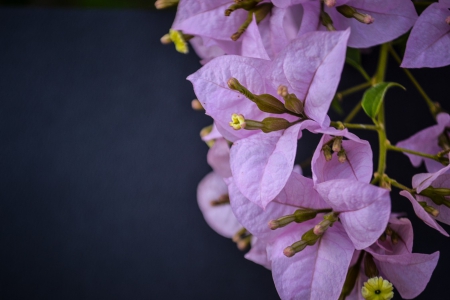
338,149,347,163
322,144,332,161
336,5,374,24
260,117,290,133
320,11,335,31
419,201,440,217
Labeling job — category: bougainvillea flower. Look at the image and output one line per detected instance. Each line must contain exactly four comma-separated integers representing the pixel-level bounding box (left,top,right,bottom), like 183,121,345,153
402,0,450,68
272,0,417,48
245,237,271,269
315,179,391,249
197,171,241,238
396,112,450,173
207,138,232,178
228,171,355,299
268,221,354,299
171,0,305,60
399,191,449,237
189,30,349,207
311,127,373,185
345,216,439,299
188,29,349,138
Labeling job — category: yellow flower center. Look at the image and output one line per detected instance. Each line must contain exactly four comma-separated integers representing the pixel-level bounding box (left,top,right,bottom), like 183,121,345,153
169,29,188,54
361,276,394,300
230,114,246,130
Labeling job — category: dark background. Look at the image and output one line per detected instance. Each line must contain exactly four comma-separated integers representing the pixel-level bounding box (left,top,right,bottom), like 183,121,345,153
0,4,449,300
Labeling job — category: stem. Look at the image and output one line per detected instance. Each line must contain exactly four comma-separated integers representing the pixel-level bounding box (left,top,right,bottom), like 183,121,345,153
388,45,437,117
375,44,389,185
331,121,378,131
387,144,444,163
336,81,372,101
388,177,414,193
343,100,362,123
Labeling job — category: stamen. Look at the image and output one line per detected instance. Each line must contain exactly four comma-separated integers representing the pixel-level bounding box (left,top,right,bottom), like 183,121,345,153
336,5,374,25
191,99,204,111
154,0,179,9
210,194,230,206
324,0,336,8
419,201,440,217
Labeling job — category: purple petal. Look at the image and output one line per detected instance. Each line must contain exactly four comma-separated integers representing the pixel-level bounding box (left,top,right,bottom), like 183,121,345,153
201,123,223,142
269,222,354,300
197,172,241,238
207,138,232,178
230,124,302,208
312,130,372,184
400,191,449,236
241,16,270,60
412,162,450,193
187,55,273,142
327,0,417,48
173,0,248,42
316,180,391,249
245,238,271,269
229,172,328,242
402,3,450,68
420,174,450,225
396,113,450,170
369,249,440,299
269,30,350,127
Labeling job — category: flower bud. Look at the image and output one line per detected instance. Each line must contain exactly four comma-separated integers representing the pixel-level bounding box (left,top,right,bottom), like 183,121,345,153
269,209,319,230
336,5,374,24
160,33,172,45
283,229,320,257
419,201,440,217
320,10,335,31
191,99,204,111
322,144,332,161
154,0,179,9
338,149,347,163
332,137,343,152
260,117,290,133
228,78,287,114
446,16,450,25
324,0,336,7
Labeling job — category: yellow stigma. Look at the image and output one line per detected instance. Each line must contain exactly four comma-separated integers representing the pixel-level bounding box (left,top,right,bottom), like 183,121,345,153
169,29,189,54
361,276,394,300
230,114,246,130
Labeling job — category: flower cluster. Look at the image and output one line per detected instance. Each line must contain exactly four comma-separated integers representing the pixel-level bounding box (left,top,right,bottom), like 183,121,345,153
157,0,450,299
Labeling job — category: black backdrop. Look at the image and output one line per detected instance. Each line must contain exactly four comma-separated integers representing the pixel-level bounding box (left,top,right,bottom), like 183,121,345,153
0,7,449,300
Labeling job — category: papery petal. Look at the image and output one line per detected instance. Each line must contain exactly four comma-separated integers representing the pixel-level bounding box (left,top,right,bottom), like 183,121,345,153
376,216,413,254
229,172,328,242
230,124,302,208
327,0,417,48
207,138,232,178
201,123,222,142
402,3,450,68
197,172,241,238
400,191,449,236
412,162,450,193
420,175,450,225
368,249,440,299
189,36,226,64
173,0,248,42
269,29,350,127
187,55,272,142
245,238,271,269
269,222,354,300
316,180,391,249
312,129,372,184
241,16,270,60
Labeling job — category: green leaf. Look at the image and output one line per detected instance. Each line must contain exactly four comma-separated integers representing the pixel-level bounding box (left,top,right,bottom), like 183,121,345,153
345,47,370,81
361,82,405,119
